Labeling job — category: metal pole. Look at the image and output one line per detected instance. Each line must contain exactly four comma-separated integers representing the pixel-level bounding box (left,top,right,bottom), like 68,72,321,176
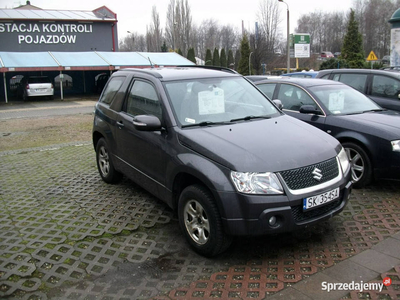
279,0,290,73
286,3,290,73
249,52,253,75
3,72,8,103
60,71,64,100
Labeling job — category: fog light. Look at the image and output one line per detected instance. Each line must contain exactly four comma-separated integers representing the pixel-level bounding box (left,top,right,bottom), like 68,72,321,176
269,216,277,226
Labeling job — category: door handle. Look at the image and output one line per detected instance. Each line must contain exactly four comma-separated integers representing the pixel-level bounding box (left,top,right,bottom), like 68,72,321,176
116,121,124,128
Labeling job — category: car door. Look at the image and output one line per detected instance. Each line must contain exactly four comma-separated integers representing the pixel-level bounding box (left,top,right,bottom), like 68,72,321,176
369,74,400,111
115,78,168,195
275,83,327,131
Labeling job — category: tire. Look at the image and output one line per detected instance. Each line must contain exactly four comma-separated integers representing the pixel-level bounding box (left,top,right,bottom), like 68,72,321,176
178,184,232,257
96,138,122,183
342,142,372,188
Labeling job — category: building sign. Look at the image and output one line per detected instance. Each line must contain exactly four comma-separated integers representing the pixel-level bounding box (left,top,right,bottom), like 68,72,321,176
293,34,310,58
0,21,115,52
0,22,93,45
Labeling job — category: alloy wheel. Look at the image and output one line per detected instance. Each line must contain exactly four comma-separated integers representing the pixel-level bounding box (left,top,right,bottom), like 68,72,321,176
345,147,364,183
183,199,210,245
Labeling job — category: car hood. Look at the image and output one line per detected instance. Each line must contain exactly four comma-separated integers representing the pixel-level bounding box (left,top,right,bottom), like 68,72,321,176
336,110,400,139
178,115,340,172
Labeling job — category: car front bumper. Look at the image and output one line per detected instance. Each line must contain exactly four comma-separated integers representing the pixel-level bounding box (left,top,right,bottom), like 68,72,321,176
219,180,352,236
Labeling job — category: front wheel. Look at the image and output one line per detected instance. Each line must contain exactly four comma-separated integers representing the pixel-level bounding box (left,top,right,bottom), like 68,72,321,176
96,138,122,183
178,185,232,257
342,142,372,188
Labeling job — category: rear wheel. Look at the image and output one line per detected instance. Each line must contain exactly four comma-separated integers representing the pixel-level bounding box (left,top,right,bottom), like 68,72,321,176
178,184,232,257
96,138,122,183
343,142,372,188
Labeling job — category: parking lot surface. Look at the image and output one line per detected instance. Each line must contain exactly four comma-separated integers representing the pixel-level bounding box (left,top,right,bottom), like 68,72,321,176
1,100,400,299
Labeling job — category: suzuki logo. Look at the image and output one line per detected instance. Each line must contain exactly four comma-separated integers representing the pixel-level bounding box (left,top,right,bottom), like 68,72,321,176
312,168,323,181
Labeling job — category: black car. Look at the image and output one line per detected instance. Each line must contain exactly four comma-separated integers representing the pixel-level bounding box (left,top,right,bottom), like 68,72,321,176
316,69,400,112
92,67,352,256
253,77,400,188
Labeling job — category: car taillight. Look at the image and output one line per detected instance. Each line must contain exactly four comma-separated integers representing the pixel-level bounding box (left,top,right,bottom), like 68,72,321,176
51,83,54,88
26,84,30,89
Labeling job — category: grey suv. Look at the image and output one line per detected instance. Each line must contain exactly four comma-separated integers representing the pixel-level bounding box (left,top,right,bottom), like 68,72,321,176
92,67,352,256
317,69,400,111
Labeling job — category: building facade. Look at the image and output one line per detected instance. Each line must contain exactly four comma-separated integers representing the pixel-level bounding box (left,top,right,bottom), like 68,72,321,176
0,2,118,52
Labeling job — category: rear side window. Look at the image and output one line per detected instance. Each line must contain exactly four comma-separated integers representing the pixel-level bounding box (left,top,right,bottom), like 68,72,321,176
28,77,50,84
99,76,125,105
257,83,276,99
126,80,162,120
335,74,368,93
371,75,400,99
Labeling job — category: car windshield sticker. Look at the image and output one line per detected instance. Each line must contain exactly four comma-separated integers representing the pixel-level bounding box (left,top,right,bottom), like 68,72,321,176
328,91,345,113
185,117,196,124
198,87,225,115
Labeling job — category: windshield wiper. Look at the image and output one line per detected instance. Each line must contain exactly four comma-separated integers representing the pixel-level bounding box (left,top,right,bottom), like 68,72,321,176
230,115,271,122
362,108,386,113
182,121,233,128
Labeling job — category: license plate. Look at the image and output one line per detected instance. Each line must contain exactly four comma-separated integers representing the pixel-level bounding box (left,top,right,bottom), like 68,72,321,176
36,89,45,92
303,187,339,211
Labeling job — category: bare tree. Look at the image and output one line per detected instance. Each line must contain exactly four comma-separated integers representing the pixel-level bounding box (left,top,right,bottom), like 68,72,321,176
119,32,147,52
296,11,347,54
355,0,397,57
198,19,221,57
257,0,282,55
146,6,163,52
220,25,239,53
165,0,193,53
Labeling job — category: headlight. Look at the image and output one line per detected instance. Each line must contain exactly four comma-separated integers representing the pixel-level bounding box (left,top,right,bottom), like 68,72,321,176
338,147,350,173
230,171,284,195
392,140,400,152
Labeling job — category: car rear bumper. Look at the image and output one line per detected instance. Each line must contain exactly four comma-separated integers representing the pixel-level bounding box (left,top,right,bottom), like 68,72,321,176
220,180,352,236
27,89,54,97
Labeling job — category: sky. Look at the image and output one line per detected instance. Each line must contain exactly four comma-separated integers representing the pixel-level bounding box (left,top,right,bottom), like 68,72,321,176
0,0,354,41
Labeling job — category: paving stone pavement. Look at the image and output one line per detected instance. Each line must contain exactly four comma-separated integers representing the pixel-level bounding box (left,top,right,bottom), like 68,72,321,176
0,101,399,299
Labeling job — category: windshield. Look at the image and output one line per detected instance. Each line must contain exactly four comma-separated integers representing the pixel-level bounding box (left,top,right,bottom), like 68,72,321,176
310,84,381,115
164,77,280,126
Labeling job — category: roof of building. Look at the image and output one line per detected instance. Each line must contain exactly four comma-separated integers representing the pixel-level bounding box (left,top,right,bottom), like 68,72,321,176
0,1,117,22
0,51,195,72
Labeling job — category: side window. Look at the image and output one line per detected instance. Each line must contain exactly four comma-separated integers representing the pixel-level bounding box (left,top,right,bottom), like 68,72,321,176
277,84,316,111
371,75,400,99
99,76,125,105
126,80,162,119
337,74,368,92
257,83,276,99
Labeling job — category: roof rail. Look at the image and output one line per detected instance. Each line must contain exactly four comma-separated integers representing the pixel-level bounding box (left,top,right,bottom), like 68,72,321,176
176,65,238,74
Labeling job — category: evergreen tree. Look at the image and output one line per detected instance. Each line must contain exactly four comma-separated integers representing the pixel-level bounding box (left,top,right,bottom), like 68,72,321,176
227,49,234,69
220,48,227,68
237,35,252,75
178,48,183,56
187,48,196,64
161,41,168,52
205,49,212,65
213,48,220,66
341,9,365,68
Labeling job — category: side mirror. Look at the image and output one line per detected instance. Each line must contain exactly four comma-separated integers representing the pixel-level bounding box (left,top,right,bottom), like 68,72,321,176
273,99,283,110
299,105,322,115
132,115,162,131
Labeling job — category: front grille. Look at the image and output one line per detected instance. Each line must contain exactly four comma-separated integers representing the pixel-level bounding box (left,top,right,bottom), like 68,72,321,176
292,200,341,223
279,157,339,190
